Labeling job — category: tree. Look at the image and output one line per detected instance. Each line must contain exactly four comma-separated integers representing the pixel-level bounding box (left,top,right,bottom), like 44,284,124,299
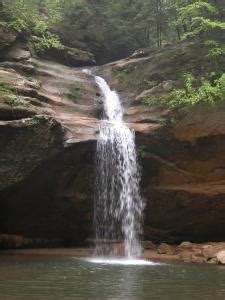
171,1,225,39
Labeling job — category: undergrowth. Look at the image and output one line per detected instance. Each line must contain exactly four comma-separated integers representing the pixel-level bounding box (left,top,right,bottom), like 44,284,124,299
144,73,225,108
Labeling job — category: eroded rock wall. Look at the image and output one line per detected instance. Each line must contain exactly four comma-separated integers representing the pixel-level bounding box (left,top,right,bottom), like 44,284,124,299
1,39,225,248
98,40,225,243
0,42,99,247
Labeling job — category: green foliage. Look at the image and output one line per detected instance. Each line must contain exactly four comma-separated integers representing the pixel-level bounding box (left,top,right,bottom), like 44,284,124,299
144,73,225,108
35,20,49,34
182,17,225,39
0,84,12,94
8,18,27,32
0,84,31,107
174,1,225,39
167,0,225,41
1,0,63,52
4,96,31,107
178,1,218,20
204,40,225,58
144,80,159,88
57,0,225,61
208,47,225,57
34,32,63,53
23,117,40,127
1,0,224,62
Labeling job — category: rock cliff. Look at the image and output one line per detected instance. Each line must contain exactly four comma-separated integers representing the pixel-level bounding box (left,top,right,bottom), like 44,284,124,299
0,38,225,247
0,40,99,247
98,40,225,243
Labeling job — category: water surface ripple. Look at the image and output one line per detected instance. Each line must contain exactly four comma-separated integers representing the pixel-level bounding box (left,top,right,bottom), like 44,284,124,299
0,255,225,299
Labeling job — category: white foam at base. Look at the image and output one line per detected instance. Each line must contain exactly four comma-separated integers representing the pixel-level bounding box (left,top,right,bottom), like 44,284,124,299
84,257,160,266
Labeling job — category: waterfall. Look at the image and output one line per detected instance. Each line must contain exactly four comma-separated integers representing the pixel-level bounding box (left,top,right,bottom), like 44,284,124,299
94,76,144,259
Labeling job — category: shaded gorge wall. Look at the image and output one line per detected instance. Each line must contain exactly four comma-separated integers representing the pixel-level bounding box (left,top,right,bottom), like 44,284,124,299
0,139,96,248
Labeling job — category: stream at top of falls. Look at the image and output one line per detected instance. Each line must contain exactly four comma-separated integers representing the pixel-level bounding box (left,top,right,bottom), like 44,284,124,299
93,75,145,261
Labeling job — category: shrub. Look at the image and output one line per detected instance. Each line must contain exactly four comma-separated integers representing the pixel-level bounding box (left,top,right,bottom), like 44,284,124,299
144,80,159,88
144,73,225,108
33,32,63,54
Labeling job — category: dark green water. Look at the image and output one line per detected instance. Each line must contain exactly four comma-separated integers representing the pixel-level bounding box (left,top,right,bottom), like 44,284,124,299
0,255,225,300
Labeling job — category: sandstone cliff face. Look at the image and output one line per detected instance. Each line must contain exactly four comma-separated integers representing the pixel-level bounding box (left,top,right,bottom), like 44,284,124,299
0,39,225,248
98,40,225,243
0,41,100,247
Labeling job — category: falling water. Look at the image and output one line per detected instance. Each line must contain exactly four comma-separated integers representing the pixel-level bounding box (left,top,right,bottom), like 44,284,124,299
94,76,144,259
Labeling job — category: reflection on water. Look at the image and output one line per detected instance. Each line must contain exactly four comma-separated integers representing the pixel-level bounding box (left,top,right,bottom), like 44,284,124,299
0,255,225,299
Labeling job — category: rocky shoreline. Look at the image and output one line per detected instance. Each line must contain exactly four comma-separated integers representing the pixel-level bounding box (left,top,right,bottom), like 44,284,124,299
1,237,225,265
142,241,225,264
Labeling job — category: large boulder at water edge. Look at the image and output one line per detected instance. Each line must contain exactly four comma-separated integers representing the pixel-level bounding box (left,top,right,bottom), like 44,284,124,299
217,251,225,264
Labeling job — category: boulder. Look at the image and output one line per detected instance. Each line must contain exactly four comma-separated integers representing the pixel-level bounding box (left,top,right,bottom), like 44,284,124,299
217,251,225,264
176,242,202,256
178,241,193,250
158,243,176,255
202,245,224,260
5,43,31,61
